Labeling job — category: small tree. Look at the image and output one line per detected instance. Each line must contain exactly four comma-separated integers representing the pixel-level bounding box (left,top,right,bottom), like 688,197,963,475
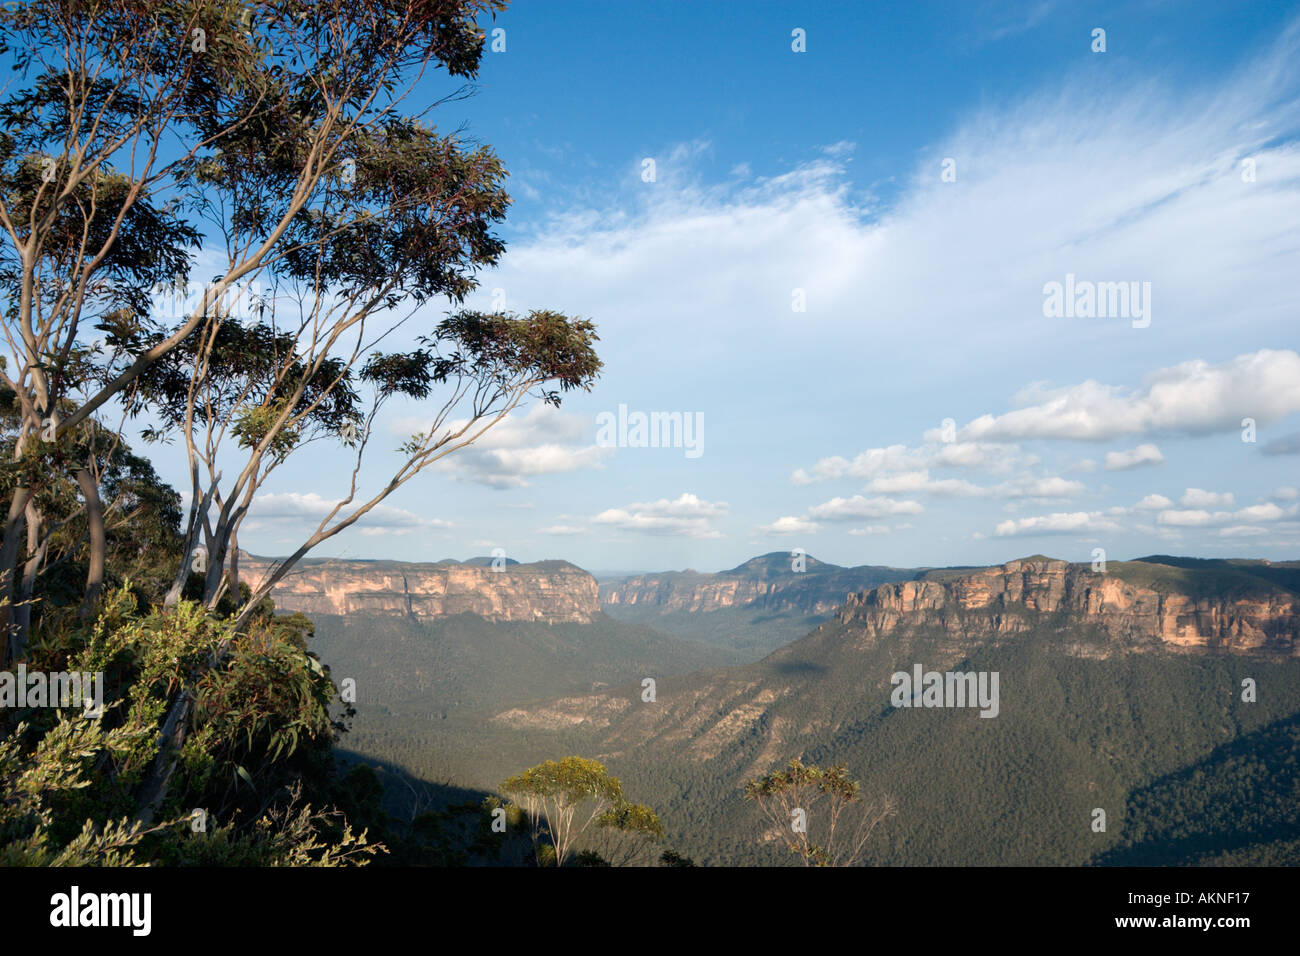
591,799,666,867
744,758,896,867
501,757,663,867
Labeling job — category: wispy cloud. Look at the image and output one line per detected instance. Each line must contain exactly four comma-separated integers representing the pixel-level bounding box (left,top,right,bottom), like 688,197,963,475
412,405,611,489
593,493,729,539
994,511,1122,536
1105,444,1165,471
249,492,451,536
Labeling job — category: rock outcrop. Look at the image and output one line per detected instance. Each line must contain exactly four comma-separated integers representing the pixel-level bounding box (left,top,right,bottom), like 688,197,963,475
838,557,1299,654
240,556,599,623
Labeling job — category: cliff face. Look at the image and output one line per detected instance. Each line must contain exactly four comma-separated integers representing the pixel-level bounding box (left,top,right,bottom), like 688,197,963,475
601,574,833,613
839,558,1299,655
600,555,912,615
240,557,600,623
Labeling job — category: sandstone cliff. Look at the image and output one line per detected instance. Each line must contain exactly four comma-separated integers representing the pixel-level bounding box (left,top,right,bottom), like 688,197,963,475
838,557,1299,655
240,556,599,623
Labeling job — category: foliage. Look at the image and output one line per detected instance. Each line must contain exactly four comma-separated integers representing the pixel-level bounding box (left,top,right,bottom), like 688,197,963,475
744,758,896,867
501,757,664,867
0,586,378,865
0,715,164,865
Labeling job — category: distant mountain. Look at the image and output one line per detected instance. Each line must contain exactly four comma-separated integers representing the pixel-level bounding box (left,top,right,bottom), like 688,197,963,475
460,555,522,568
600,551,916,615
597,551,920,659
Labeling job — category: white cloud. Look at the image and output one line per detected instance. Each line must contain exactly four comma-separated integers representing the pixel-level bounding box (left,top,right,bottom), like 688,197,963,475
793,445,925,484
538,524,587,536
931,442,1041,472
423,405,611,488
807,495,925,520
1217,525,1270,538
862,470,932,493
1105,444,1165,471
1157,502,1289,527
793,441,1041,485
1237,503,1290,522
593,493,728,539
862,470,1083,499
1134,493,1174,511
757,515,821,535
848,525,892,536
1013,476,1087,498
952,351,1300,443
250,492,451,534
994,511,1122,536
1180,488,1235,508
1156,510,1222,528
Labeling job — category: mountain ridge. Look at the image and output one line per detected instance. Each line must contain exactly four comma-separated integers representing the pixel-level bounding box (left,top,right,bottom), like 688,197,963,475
599,550,916,615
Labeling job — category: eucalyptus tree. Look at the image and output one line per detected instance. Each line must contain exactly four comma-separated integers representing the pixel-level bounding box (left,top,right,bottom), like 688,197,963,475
502,758,664,867
745,759,897,866
0,0,606,664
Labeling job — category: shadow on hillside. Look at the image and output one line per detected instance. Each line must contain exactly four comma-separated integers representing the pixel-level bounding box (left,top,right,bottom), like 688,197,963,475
1092,712,1300,866
334,747,494,819
768,660,827,676
749,611,829,627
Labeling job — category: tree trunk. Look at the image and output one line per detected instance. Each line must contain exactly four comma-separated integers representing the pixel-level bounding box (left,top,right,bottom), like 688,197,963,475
75,468,106,619
229,529,240,605
134,690,192,826
13,500,46,642
0,485,30,665
202,515,231,607
164,476,221,608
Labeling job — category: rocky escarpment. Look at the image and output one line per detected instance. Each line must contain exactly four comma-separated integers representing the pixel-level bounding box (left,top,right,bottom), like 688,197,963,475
839,557,1299,655
240,557,599,623
600,553,913,615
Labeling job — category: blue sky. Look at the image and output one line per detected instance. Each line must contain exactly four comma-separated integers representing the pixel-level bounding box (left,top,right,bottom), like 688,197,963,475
212,1,1300,572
